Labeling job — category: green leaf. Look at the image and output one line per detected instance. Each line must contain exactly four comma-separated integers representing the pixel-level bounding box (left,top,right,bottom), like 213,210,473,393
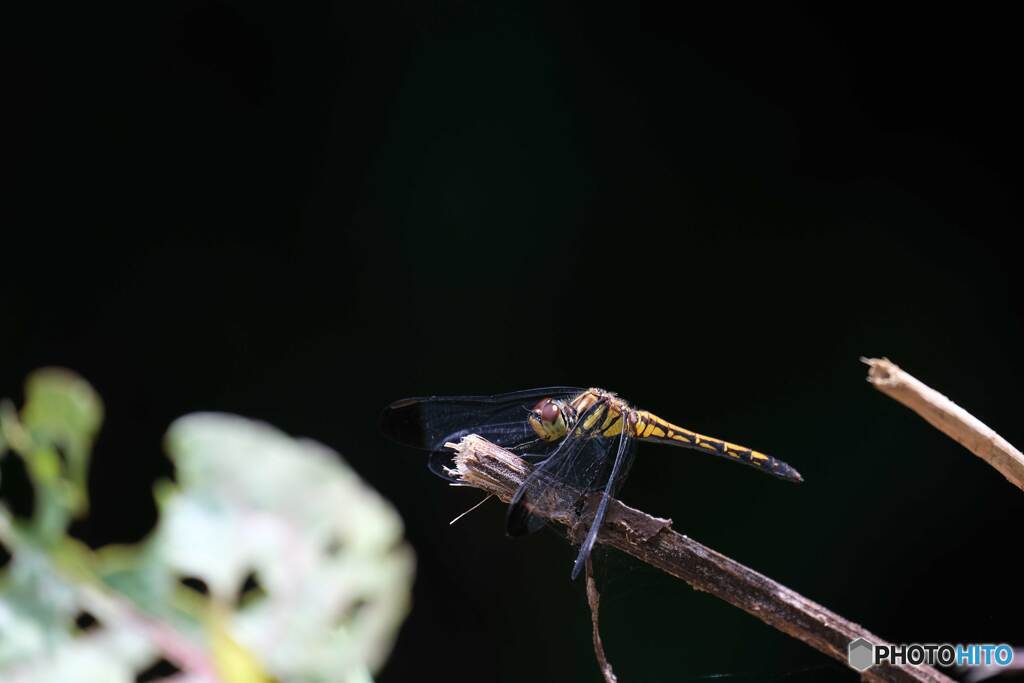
0,515,157,679
3,366,412,683
22,368,104,444
20,368,104,518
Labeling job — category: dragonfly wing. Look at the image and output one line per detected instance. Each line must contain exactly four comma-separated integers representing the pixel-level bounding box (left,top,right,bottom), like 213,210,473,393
380,387,582,449
506,399,623,537
381,387,584,480
571,430,635,580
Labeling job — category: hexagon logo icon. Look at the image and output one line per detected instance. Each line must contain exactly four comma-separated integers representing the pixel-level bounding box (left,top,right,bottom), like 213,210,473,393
848,637,875,672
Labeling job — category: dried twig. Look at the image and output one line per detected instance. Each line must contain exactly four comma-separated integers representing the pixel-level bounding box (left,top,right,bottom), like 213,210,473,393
863,357,1024,492
446,436,952,683
585,556,617,683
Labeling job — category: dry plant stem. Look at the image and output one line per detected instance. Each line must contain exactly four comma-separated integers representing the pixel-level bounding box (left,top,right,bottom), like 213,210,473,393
863,357,1024,492
446,436,952,683
585,556,617,683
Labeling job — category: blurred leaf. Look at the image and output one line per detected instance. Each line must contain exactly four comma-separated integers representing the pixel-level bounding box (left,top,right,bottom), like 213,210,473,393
21,369,104,442
2,370,412,683
208,603,275,683
93,540,184,626
1,399,29,456
20,368,103,518
157,413,414,682
0,515,156,681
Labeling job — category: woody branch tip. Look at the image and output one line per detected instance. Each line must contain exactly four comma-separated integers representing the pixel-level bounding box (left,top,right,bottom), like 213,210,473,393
862,357,1024,492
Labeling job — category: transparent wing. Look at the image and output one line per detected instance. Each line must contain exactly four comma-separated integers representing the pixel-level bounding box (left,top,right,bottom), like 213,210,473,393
506,398,634,537
571,429,635,580
380,387,584,479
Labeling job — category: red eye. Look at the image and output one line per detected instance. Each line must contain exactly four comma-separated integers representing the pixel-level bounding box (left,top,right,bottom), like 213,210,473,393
532,398,560,424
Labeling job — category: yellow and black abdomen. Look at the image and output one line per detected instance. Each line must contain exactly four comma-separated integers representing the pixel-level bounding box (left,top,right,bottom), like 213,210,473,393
631,410,802,482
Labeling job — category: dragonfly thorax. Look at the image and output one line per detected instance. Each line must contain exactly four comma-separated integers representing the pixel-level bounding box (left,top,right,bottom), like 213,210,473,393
528,397,572,441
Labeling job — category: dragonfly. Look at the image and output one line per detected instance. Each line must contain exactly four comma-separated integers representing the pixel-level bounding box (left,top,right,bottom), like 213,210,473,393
381,387,802,580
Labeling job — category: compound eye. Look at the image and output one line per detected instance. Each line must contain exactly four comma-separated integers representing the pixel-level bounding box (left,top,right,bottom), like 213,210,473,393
532,398,560,424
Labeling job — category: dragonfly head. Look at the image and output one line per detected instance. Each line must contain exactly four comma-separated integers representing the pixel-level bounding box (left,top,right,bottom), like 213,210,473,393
528,397,570,441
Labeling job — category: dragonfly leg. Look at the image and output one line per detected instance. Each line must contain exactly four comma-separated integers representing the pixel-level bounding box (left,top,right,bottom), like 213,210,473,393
570,428,630,581
506,396,613,537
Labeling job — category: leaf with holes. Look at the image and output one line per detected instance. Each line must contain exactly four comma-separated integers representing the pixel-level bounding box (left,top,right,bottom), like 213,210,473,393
2,370,413,683
150,413,415,682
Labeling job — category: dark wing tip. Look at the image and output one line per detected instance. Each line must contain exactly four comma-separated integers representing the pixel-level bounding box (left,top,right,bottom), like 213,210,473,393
505,483,551,537
379,398,428,448
505,487,532,537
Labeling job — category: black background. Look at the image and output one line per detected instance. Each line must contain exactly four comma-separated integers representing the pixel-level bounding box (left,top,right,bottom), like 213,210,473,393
9,3,1023,681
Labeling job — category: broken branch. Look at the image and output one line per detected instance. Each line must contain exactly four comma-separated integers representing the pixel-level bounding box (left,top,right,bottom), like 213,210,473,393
446,435,952,683
863,357,1024,492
